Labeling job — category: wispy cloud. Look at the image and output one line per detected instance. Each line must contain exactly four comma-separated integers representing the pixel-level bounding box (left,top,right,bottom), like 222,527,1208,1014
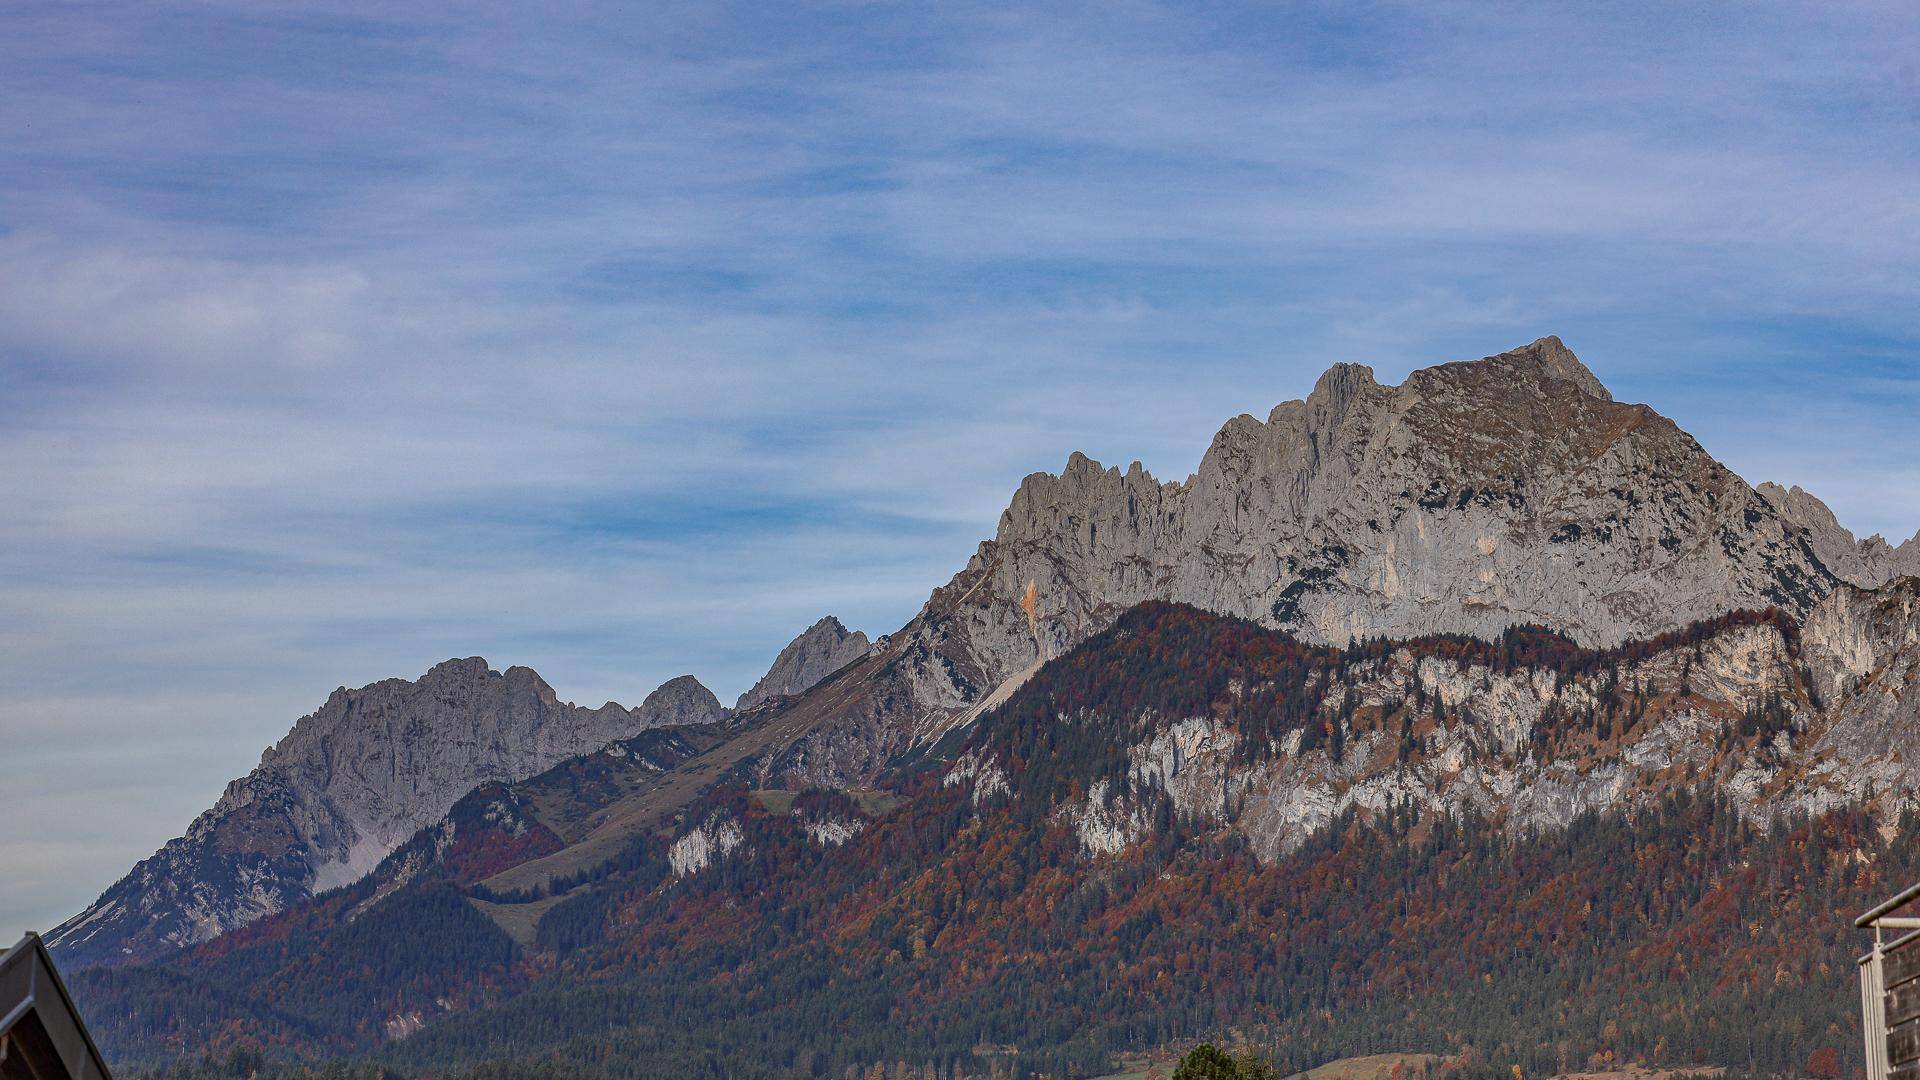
2,0,1916,937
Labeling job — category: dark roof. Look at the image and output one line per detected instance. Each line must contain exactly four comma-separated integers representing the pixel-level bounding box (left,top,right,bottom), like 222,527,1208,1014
1,932,112,1079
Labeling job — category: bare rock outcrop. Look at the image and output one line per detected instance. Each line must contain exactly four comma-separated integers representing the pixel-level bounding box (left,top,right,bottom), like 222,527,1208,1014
735,617,871,712
636,674,727,728
48,661,718,968
1759,482,1920,588
938,582,1920,866
1796,576,1920,812
770,337,1905,784
966,337,1837,660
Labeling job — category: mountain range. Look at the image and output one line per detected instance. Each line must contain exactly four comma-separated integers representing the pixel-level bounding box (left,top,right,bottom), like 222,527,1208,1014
48,338,1920,1079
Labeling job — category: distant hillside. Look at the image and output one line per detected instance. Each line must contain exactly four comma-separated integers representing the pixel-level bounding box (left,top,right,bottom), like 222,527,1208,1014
50,613,865,971
58,338,1920,1079
72,599,1920,1079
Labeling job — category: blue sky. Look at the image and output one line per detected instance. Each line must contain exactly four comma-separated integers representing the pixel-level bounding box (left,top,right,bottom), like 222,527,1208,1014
2,1,1917,939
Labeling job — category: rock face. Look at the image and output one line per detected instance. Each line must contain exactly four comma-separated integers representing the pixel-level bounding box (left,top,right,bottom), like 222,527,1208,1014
969,337,1838,656
768,337,1902,786
54,335,1916,969
1759,482,1920,588
636,675,728,728
735,617,872,712
47,660,717,968
1796,576,1920,813
938,591,1920,868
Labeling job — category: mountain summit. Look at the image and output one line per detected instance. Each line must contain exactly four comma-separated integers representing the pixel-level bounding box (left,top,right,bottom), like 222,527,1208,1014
736,616,871,712
49,336,1920,1077
46,659,668,967
763,337,1914,785
53,336,1916,971
50,614,874,969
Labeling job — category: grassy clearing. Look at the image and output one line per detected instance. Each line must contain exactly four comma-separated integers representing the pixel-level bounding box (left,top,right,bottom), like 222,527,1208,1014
1289,1054,1442,1080
477,652,890,897
752,787,907,816
849,787,906,815
522,769,653,841
466,889,580,947
1089,1051,1180,1079
750,789,798,814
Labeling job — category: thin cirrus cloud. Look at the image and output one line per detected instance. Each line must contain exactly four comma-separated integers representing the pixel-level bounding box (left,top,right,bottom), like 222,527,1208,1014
1,0,1916,937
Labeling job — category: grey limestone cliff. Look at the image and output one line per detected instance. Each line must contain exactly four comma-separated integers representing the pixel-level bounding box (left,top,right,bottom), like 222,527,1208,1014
48,660,718,968
736,617,872,712
1795,575,1920,814
767,337,1907,785
1758,481,1920,588
940,576,1920,866
636,674,728,727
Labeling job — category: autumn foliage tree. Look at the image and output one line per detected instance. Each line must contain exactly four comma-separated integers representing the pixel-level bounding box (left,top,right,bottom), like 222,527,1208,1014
1172,1044,1276,1080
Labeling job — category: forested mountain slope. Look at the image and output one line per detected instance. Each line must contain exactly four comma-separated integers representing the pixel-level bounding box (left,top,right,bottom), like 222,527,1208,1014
56,338,1920,1080
46,658,687,970
50,615,866,971
71,590,1920,1079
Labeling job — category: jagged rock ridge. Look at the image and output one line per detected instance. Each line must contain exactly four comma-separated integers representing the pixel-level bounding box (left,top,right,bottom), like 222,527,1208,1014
766,337,1907,787
47,660,718,968
735,616,871,712
1758,481,1920,588
50,606,878,968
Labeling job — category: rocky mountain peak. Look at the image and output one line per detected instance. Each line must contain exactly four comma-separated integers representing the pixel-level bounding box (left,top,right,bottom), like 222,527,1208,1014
52,613,886,968
637,675,726,727
1759,482,1920,588
425,655,491,678
1513,333,1612,400
49,658,661,969
1758,482,1841,532
769,337,1901,787
736,616,872,711
1407,335,1612,402
1301,360,1382,426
